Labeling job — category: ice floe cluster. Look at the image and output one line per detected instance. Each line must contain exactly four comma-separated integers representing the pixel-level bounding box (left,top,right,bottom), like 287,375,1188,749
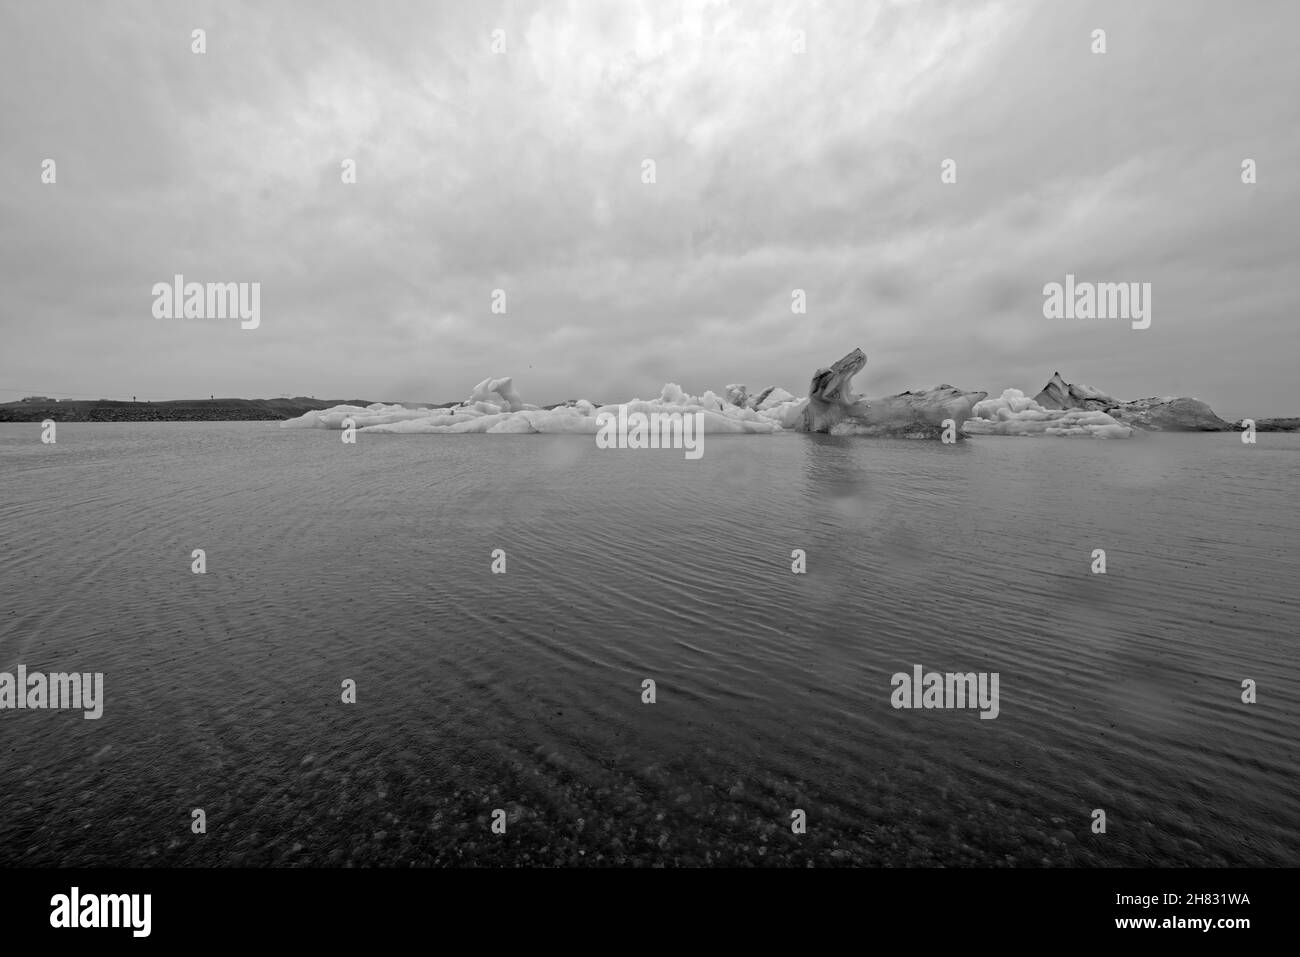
282,350,1151,439
281,376,800,434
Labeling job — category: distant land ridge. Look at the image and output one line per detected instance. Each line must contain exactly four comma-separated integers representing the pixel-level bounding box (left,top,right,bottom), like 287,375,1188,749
0,397,393,422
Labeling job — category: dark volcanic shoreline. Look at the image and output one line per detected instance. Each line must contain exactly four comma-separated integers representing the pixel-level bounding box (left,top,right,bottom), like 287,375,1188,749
0,397,385,423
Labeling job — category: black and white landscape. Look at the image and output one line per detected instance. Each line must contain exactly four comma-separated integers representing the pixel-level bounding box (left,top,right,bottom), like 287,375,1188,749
1,0,1297,886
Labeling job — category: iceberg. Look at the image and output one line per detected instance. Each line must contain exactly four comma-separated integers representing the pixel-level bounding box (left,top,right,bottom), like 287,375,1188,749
796,347,872,432
466,375,526,413
964,389,1134,438
783,348,987,437
843,385,989,438
1032,371,1116,411
1107,396,1230,432
1029,372,1230,431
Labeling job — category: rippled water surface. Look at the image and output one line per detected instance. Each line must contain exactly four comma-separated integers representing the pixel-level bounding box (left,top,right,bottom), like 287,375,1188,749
1,422,1297,866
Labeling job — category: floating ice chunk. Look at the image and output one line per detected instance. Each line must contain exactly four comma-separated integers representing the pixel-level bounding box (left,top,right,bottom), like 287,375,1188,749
467,376,525,412
964,389,1133,438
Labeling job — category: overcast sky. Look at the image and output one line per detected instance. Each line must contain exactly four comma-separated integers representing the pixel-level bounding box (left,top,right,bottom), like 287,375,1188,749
0,0,1295,417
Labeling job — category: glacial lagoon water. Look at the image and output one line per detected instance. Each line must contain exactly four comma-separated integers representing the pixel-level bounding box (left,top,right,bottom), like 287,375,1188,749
1,421,1297,866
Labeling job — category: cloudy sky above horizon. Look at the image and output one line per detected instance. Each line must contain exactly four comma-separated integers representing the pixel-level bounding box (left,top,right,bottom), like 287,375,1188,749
1,0,1296,418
